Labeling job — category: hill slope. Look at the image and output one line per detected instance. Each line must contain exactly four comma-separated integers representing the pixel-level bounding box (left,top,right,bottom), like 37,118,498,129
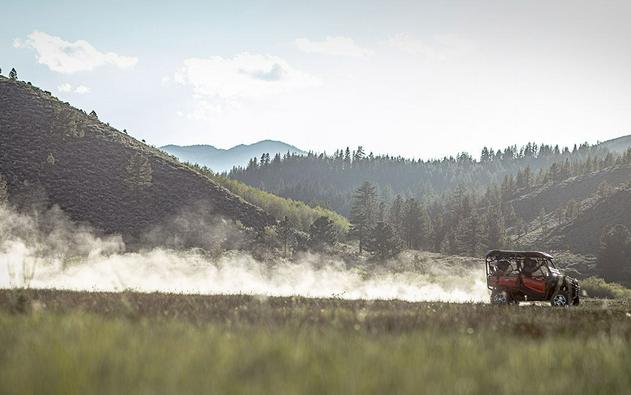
503,162,631,256
543,186,631,254
511,164,631,222
0,77,274,240
597,135,631,154
162,140,306,172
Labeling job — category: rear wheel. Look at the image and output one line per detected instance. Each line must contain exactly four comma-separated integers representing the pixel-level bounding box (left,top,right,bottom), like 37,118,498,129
491,290,511,305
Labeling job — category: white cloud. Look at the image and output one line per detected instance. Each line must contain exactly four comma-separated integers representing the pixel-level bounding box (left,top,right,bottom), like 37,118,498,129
57,83,72,92
57,83,91,94
14,31,138,74
295,36,373,58
173,53,319,119
74,85,90,94
387,33,475,60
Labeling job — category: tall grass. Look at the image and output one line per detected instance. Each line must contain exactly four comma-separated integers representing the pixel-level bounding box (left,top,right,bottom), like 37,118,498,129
0,312,630,395
1,290,631,394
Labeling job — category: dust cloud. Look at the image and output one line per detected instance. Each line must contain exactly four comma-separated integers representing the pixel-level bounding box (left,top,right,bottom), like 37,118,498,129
0,204,488,302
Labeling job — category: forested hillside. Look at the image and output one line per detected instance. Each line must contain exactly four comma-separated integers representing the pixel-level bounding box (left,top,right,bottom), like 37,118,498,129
545,187,631,254
511,164,631,222
226,136,631,276
0,76,274,242
228,141,627,216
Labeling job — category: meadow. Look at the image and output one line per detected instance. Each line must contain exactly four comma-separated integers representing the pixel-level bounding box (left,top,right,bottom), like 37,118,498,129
1,289,630,395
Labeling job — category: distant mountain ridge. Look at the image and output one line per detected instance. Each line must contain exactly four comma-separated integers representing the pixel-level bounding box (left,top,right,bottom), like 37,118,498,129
161,140,306,172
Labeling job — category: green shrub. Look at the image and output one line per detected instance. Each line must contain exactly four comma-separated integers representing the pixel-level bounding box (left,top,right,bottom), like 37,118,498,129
181,162,350,233
581,277,631,299
216,174,350,233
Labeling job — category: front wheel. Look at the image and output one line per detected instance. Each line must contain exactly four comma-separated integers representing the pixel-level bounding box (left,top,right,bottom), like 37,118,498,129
551,292,569,307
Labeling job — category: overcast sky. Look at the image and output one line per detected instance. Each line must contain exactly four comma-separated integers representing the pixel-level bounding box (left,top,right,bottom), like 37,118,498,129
2,0,631,159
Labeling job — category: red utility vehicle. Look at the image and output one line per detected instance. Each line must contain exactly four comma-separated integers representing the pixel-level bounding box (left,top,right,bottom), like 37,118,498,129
485,250,580,306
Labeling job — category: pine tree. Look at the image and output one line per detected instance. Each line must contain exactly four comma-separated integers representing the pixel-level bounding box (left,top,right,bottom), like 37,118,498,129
523,166,532,190
388,195,404,237
503,202,517,227
401,198,431,250
247,157,258,170
480,147,491,162
364,221,401,259
376,201,385,222
277,216,294,256
446,230,458,254
538,207,547,232
353,146,365,162
431,210,445,251
459,213,482,254
344,147,351,167
9,68,17,80
450,184,467,214
564,199,579,222
599,224,631,282
484,206,505,250
500,175,515,200
349,181,377,253
308,216,337,249
555,207,565,224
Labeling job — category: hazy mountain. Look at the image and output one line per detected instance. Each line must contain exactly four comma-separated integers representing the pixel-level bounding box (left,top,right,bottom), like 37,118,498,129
596,134,631,153
0,76,274,242
161,140,306,172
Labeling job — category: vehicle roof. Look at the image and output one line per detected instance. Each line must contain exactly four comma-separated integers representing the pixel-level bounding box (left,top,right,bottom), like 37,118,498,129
485,250,553,259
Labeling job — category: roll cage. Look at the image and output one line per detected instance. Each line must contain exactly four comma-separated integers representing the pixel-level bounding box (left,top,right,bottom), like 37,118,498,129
485,250,557,291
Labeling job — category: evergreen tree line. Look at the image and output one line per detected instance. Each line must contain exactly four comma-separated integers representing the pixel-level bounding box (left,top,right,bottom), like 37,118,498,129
228,141,628,217
346,148,631,258
347,181,509,258
599,224,631,285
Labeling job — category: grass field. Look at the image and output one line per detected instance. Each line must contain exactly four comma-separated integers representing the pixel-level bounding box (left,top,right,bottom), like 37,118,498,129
1,289,630,394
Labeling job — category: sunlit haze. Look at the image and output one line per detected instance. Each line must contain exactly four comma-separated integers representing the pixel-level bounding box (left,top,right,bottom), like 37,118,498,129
3,0,631,158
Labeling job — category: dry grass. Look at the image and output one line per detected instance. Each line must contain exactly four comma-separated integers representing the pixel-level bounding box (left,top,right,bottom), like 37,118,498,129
1,289,630,394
